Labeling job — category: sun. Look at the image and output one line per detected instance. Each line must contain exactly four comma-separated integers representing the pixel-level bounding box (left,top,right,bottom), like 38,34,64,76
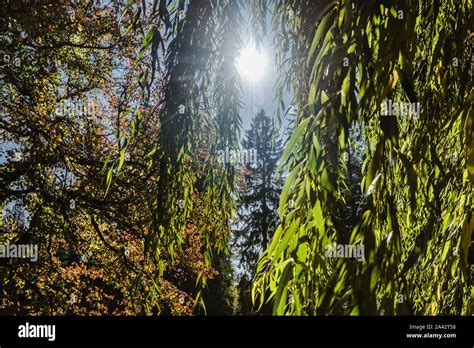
235,43,268,82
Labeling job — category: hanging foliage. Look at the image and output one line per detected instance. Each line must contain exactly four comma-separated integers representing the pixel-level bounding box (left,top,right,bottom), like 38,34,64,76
253,0,473,315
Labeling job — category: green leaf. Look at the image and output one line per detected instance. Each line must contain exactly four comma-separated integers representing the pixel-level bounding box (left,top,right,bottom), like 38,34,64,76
320,166,333,190
117,147,126,173
341,70,351,106
275,219,300,259
277,117,311,173
313,200,325,235
273,259,293,315
321,90,329,105
309,83,318,106
138,28,154,61
461,214,473,271
267,225,284,255
102,155,111,172
279,164,300,216
365,141,383,194
440,239,451,264
467,148,474,183
307,4,336,66
105,166,113,196
399,153,417,209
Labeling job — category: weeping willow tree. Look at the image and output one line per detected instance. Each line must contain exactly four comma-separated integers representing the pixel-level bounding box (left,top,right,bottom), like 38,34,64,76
104,0,245,312
120,0,472,315
251,0,473,315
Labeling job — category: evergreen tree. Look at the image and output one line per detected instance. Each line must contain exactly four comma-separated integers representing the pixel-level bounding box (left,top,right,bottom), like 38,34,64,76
235,109,283,313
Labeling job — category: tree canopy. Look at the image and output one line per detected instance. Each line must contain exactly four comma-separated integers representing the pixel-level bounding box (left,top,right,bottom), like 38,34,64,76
0,0,472,316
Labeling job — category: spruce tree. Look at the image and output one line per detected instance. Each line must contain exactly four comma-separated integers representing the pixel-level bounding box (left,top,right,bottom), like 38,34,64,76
235,110,283,314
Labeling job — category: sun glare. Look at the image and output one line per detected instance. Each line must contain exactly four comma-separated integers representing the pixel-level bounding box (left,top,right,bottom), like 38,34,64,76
235,44,268,82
